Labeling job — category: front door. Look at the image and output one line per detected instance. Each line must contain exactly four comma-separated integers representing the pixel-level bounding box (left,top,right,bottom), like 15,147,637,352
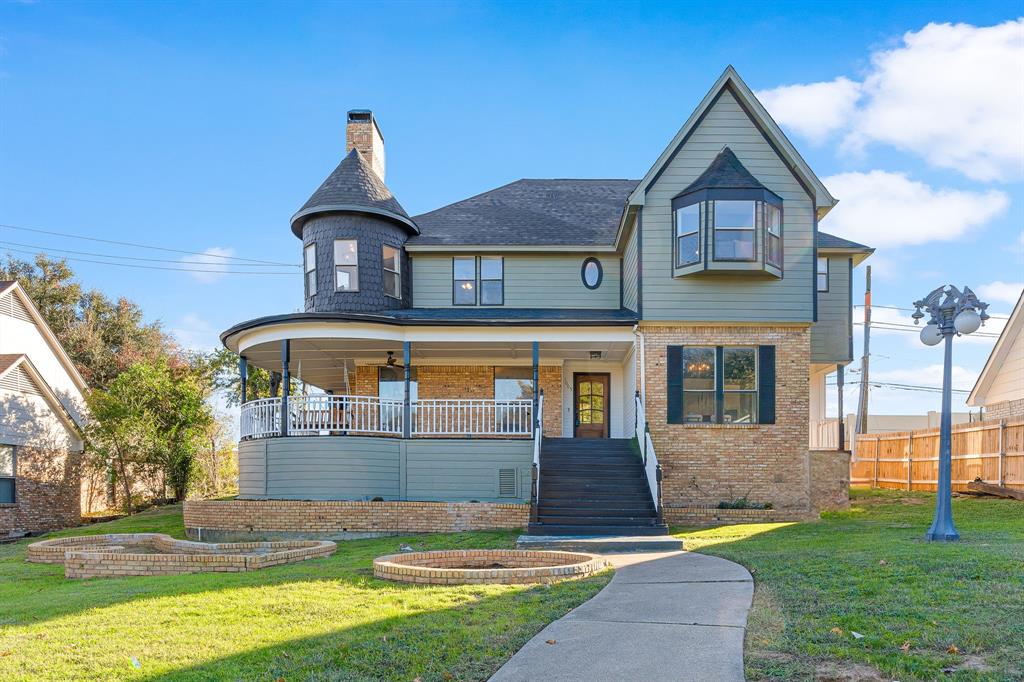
574,373,610,438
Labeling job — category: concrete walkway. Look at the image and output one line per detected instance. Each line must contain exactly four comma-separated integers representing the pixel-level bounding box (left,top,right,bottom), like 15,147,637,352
489,552,753,682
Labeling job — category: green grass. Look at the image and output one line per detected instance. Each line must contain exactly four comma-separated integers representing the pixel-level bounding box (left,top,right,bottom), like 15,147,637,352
675,488,1024,681
0,507,610,681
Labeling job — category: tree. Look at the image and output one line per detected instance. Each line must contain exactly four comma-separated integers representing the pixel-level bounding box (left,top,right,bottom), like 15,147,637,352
207,347,296,406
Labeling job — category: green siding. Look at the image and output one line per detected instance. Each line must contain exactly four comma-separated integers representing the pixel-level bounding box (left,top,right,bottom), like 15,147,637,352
412,254,621,309
622,220,639,312
640,89,816,322
811,256,853,364
238,436,531,502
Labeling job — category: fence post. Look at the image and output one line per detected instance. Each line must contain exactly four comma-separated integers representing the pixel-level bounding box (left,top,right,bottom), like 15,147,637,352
906,433,913,491
998,419,1006,486
872,437,880,488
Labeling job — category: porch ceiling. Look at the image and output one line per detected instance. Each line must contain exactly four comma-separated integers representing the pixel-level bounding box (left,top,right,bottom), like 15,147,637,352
242,338,634,393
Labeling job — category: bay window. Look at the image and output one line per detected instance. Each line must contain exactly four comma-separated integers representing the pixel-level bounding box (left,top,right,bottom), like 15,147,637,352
765,203,782,268
334,239,359,292
674,203,701,267
712,200,756,261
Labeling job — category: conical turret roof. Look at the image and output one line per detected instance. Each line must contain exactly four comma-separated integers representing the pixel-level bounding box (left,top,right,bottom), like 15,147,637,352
679,146,768,195
290,149,417,236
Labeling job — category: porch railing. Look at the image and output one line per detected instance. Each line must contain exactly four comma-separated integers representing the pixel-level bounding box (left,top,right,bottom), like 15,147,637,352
811,418,841,450
240,395,534,440
530,391,545,522
634,391,663,522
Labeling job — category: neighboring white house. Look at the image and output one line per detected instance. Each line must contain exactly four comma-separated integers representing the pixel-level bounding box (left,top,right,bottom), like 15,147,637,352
0,280,89,535
968,292,1024,421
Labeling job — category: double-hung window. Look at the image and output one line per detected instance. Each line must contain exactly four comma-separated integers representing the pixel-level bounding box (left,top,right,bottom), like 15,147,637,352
670,345,774,425
674,203,701,267
0,445,14,504
713,200,756,261
383,245,401,299
817,257,829,292
334,239,359,291
453,257,476,305
304,244,317,297
480,257,504,305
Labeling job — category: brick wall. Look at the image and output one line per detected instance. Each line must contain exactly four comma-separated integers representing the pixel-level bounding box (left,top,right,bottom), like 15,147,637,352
810,450,851,511
663,506,805,526
184,499,529,536
641,324,817,514
353,364,563,436
1,445,81,536
984,398,1024,421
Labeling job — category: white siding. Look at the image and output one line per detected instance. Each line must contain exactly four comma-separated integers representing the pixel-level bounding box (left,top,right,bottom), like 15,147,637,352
640,89,816,322
986,327,1024,405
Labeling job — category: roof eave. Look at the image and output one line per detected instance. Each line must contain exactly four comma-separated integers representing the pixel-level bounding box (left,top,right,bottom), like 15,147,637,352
967,291,1024,406
290,205,420,238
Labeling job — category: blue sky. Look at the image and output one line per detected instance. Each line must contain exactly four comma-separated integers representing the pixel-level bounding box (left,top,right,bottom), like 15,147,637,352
1,1,1021,416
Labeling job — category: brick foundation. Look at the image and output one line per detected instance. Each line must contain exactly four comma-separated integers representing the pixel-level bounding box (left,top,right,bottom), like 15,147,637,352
1,445,82,536
184,499,530,538
663,506,802,526
641,324,820,514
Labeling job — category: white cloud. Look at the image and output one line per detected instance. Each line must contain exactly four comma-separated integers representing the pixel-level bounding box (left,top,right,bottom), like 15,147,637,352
821,170,1008,247
756,77,862,145
170,313,218,351
978,280,1024,306
760,19,1024,181
1006,231,1024,263
181,246,235,283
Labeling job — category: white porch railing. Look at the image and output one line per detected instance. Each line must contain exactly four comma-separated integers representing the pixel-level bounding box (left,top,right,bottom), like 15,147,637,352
634,392,662,517
530,392,545,521
811,418,841,450
240,395,534,440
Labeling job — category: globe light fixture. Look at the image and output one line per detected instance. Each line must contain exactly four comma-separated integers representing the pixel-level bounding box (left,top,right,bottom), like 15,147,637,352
911,285,990,542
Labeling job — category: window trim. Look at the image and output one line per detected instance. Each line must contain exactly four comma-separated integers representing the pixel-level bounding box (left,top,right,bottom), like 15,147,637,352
452,256,477,306
817,256,830,292
479,256,505,306
680,346,759,425
304,243,317,298
382,244,401,300
0,444,15,505
334,239,360,293
581,257,604,290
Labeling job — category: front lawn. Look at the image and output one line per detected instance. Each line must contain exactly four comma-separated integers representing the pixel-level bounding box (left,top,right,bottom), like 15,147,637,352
0,508,610,681
676,488,1024,681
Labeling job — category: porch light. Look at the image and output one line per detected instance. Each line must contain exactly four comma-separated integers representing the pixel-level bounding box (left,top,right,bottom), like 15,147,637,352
386,351,397,366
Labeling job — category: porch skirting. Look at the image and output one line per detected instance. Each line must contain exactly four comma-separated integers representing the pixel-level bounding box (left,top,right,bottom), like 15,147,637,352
183,499,529,541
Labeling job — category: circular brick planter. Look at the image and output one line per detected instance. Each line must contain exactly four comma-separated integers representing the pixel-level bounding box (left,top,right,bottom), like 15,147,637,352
373,549,607,585
26,533,336,579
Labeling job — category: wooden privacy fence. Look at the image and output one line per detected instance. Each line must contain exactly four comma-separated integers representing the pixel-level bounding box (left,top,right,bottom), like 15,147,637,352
850,419,1024,492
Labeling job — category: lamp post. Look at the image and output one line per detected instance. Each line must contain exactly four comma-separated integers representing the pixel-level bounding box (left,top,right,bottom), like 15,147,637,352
912,285,989,542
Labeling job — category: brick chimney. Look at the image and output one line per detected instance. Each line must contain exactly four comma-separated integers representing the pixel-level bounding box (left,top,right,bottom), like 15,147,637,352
346,110,386,181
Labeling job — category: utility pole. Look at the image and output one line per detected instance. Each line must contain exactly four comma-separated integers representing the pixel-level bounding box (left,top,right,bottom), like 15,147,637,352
855,266,872,445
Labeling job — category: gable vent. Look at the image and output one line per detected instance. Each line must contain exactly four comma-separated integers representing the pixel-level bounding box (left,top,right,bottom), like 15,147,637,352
0,364,42,397
497,468,518,498
0,293,34,324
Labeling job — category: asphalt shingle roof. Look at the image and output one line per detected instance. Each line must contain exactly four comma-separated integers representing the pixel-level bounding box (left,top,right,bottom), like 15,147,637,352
408,179,639,247
817,232,873,251
679,147,767,195
291,149,415,237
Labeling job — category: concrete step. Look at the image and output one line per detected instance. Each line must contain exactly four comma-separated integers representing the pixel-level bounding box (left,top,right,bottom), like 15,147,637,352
517,534,684,552
527,523,670,536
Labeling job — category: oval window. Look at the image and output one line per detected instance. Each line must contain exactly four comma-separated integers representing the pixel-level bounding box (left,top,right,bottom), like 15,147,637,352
581,257,602,289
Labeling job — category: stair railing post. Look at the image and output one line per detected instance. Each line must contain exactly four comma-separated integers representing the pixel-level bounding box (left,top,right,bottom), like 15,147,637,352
530,463,538,523
655,464,664,525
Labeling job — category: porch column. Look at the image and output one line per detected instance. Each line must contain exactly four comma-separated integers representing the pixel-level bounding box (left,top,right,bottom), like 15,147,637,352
402,341,412,439
836,364,845,451
239,355,248,404
280,339,290,437
531,341,539,428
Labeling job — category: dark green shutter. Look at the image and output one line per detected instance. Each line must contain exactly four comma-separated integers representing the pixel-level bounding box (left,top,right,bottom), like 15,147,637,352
758,345,776,424
667,346,683,424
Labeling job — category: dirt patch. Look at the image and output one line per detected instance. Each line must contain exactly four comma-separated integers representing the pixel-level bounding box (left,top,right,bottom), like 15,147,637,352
943,654,991,674
814,661,893,681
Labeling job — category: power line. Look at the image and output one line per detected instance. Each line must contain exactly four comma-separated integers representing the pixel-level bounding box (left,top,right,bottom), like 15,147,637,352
0,221,300,267
0,238,291,267
855,321,1000,338
854,303,1009,320
0,245,298,275
827,379,970,394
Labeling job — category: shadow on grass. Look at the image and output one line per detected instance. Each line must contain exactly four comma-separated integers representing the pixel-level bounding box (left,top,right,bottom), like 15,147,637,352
675,490,1024,681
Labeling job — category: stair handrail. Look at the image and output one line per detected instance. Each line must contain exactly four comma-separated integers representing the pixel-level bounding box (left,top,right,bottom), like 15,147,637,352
530,390,544,523
635,391,663,522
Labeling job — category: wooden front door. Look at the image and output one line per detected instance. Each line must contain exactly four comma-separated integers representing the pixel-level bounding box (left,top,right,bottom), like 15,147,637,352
574,373,610,438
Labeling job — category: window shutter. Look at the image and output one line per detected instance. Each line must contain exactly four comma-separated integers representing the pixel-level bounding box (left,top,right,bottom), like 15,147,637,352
667,346,683,424
758,345,776,424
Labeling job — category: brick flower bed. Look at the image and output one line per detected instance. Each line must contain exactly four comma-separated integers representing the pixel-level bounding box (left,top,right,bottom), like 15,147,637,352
26,533,336,579
373,549,607,585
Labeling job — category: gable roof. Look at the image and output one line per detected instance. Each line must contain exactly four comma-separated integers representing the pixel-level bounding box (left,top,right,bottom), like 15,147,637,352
0,353,84,436
0,281,89,395
407,179,639,250
629,66,837,217
679,147,768,195
290,149,418,237
968,292,1024,407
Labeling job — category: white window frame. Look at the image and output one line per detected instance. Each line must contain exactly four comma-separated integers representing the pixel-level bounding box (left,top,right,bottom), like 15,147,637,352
334,239,359,292
304,243,317,297
383,245,401,300
674,203,701,267
817,256,829,292
479,256,504,306
765,203,783,269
